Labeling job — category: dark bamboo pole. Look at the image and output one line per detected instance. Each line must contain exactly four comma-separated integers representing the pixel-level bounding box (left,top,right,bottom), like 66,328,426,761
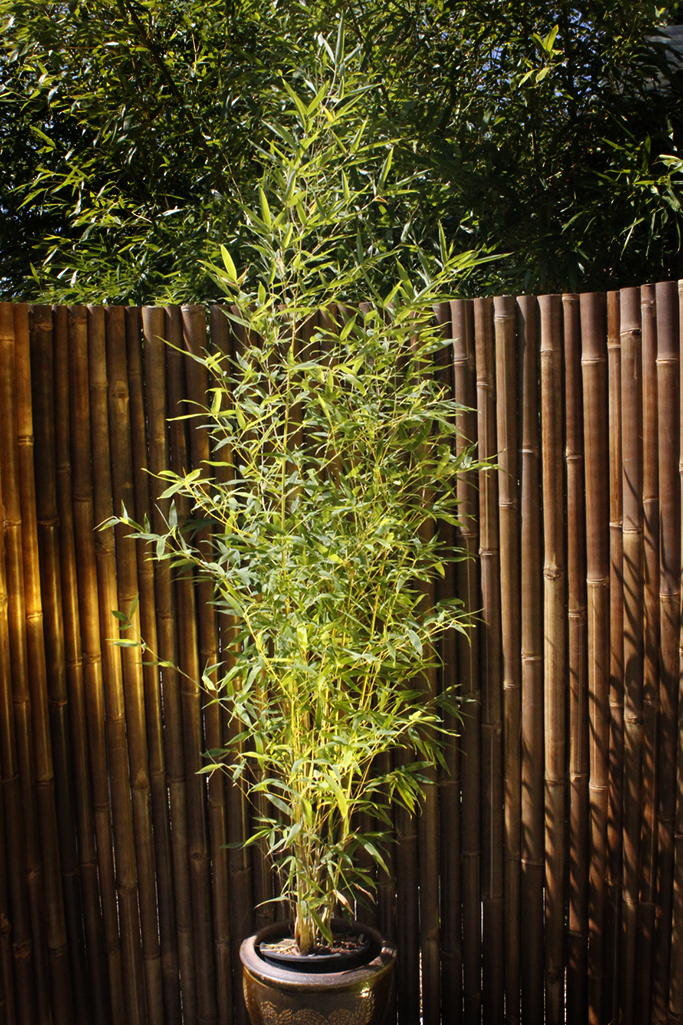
183,304,232,1025
1,303,54,1025
493,295,521,1025
518,294,544,1025
651,281,679,1024
619,287,644,1025
105,306,165,1025
142,305,197,1024
58,306,118,1025
167,306,218,1025
211,305,255,1025
580,291,610,1025
636,284,659,1024
605,289,624,1024
0,780,16,1025
29,305,90,1025
563,292,589,1025
125,306,183,1025
0,302,36,1025
451,298,480,1025
474,297,504,1025
539,294,566,1025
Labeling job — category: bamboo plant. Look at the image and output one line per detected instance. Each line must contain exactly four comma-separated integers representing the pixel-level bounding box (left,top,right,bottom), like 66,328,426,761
114,51,486,957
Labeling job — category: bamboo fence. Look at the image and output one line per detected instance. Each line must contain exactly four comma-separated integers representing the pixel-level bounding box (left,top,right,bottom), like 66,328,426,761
0,287,681,1024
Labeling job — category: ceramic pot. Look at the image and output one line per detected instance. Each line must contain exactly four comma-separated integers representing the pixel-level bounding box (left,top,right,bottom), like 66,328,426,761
240,919,396,1025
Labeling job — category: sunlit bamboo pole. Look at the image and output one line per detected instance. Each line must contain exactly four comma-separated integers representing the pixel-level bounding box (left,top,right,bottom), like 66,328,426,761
580,291,610,1025
605,289,624,1023
125,306,182,1025
58,306,117,1024
539,294,566,1025
451,298,480,1025
0,302,37,1025
651,281,679,1024
636,284,658,1023
493,295,521,1025
563,293,589,1024
142,305,198,1024
29,304,90,1025
518,294,544,1025
474,297,504,1025
619,287,643,1025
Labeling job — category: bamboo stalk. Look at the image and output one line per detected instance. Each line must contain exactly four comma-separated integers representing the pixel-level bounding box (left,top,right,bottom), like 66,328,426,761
493,295,521,1025
183,304,232,1025
518,293,544,1025
0,302,37,1025
57,306,117,1024
395,755,420,1025
142,305,197,1024
474,296,504,1025
0,303,54,1025
210,304,254,1025
651,281,679,1024
605,289,624,1024
580,291,610,1025
563,292,589,1025
125,306,182,1025
619,287,644,1025
539,294,566,1025
0,779,16,1025
105,306,165,1025
636,283,659,1024
168,306,218,1025
29,304,90,1025
451,298,480,1025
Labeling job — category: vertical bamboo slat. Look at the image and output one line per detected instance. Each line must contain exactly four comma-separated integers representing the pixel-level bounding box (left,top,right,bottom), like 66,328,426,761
605,289,624,1024
29,305,90,1025
142,305,198,1024
539,294,566,1025
474,297,504,1025
652,281,679,1024
637,284,659,1024
580,291,610,1025
620,287,644,1025
451,298,480,1025
564,293,589,1024
493,295,521,1025
0,781,15,1025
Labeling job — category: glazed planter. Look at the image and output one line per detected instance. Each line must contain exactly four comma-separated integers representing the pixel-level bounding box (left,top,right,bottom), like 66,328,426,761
241,919,396,1025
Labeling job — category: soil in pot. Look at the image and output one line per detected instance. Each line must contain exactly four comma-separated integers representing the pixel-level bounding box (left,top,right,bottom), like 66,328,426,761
260,928,373,973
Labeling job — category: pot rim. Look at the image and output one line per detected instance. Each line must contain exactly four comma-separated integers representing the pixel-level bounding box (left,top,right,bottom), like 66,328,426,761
240,918,396,991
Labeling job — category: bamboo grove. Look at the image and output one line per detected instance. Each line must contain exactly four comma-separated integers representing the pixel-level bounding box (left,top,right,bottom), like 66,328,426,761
0,288,682,1024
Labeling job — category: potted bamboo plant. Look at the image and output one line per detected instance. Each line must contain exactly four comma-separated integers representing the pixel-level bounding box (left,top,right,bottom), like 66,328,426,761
117,43,485,1025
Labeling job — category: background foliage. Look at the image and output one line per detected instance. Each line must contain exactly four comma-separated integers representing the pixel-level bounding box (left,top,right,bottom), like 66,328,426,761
1,0,683,302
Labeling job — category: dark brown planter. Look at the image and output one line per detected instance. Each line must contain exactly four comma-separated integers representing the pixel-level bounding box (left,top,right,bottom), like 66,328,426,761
241,920,396,1025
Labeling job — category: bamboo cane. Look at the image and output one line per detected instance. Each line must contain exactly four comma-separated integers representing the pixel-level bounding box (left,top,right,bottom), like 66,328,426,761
142,305,197,1024
580,291,610,1025
605,289,624,1024
104,306,165,1025
183,304,232,1025
87,306,147,1025
0,302,37,1025
1,303,55,1025
29,304,90,1025
518,293,544,1025
474,296,504,1025
619,287,644,1025
125,306,183,1025
395,757,420,1025
651,281,679,1024
563,292,589,1025
451,298,480,1025
539,295,566,1025
168,306,218,1025
0,779,16,1025
58,306,117,1024
636,284,659,1024
493,295,521,1025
